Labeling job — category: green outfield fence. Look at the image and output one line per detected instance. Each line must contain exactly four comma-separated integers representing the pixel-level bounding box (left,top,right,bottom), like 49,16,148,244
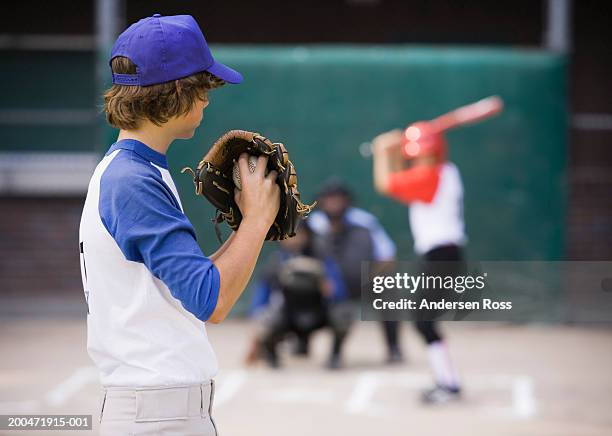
0,45,568,267
180,46,568,264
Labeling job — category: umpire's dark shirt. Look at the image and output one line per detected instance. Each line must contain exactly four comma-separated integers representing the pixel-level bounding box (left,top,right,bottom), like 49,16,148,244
316,223,373,300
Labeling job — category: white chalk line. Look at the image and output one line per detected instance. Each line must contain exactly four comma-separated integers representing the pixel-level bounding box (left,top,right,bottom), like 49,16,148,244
0,366,98,412
217,369,537,420
260,388,335,405
215,370,247,407
512,375,537,419
391,372,537,420
344,372,384,416
44,366,99,407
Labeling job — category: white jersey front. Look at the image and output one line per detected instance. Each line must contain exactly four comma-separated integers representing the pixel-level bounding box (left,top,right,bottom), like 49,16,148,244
79,139,220,387
409,163,467,255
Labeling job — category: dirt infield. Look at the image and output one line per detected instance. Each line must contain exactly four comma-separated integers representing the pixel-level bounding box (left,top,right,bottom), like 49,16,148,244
0,316,611,436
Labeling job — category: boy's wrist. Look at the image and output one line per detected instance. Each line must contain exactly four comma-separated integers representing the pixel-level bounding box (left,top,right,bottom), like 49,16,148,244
240,216,271,238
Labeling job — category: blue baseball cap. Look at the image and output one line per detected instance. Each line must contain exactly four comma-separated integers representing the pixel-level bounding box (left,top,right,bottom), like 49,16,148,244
110,14,243,86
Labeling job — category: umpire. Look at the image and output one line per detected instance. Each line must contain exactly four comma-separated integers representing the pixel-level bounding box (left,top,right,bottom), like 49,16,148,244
309,180,402,366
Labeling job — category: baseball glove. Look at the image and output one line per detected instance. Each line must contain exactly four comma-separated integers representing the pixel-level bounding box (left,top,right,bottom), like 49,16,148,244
181,130,315,241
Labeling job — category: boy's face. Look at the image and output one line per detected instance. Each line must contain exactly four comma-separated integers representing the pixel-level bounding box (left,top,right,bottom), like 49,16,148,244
170,96,210,139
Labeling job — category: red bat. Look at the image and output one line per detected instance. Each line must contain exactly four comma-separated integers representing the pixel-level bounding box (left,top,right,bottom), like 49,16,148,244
426,95,504,133
360,96,504,159
401,95,504,160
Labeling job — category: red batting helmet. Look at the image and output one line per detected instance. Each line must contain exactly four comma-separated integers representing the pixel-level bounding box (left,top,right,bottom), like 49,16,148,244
400,121,447,162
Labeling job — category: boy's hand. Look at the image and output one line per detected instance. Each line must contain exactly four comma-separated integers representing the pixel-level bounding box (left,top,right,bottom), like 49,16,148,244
372,129,403,155
234,153,280,231
182,130,315,241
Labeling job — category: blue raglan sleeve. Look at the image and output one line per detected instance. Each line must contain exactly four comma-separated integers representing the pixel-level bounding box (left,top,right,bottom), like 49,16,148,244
99,169,220,322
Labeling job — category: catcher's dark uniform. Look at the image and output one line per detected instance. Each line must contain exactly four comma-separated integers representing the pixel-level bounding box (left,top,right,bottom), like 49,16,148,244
250,247,349,367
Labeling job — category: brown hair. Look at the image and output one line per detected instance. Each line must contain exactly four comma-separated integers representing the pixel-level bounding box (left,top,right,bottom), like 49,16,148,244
103,56,225,130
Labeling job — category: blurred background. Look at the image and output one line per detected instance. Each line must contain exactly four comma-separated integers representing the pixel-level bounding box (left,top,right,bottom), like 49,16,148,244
0,1,611,435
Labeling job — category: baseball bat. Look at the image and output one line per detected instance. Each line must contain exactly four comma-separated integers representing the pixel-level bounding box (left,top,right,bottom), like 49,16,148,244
427,95,504,133
359,95,504,158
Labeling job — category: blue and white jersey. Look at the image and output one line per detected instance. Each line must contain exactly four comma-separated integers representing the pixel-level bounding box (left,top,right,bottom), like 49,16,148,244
308,207,396,261
79,139,220,388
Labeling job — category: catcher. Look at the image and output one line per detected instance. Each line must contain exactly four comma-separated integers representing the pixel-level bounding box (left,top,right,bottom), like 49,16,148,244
79,14,310,436
245,221,348,369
